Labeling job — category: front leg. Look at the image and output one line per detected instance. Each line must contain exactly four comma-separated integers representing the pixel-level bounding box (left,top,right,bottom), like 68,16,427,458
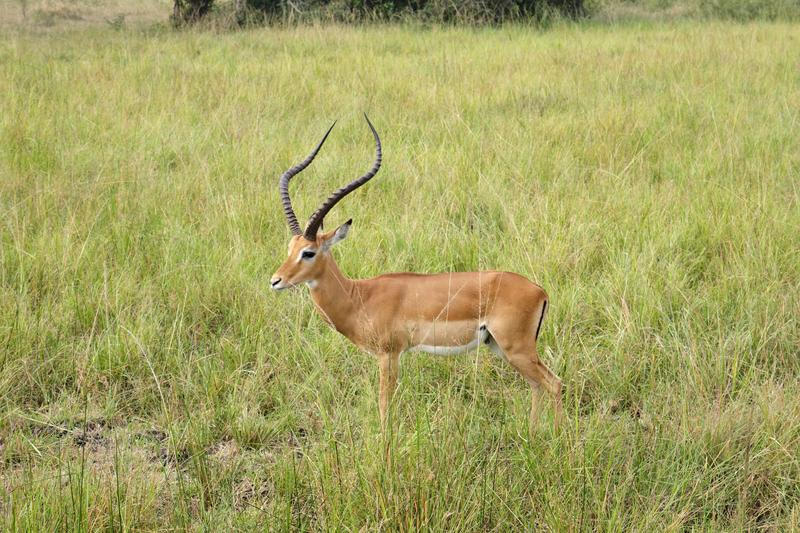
377,352,400,429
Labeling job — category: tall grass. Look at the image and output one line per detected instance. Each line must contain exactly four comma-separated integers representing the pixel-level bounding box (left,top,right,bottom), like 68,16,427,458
590,0,800,22
1,21,799,530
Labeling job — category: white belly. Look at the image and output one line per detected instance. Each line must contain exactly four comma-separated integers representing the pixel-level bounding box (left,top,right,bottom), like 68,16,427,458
407,325,489,356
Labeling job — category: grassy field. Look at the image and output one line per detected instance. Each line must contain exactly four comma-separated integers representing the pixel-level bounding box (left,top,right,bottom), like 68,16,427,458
1,17,799,531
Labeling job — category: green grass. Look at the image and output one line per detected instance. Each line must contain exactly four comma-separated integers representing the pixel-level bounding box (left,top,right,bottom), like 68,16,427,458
1,20,799,531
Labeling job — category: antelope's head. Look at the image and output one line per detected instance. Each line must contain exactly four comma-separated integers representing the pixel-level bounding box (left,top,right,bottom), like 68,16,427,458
270,115,382,291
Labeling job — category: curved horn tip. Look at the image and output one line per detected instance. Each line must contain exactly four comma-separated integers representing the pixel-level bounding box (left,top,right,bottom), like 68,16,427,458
319,120,337,144
363,114,380,142
363,113,375,128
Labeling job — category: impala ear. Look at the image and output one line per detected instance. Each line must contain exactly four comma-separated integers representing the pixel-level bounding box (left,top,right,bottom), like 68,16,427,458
321,219,352,251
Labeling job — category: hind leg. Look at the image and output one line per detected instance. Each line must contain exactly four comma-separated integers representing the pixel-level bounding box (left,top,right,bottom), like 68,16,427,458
532,358,563,429
509,351,562,430
488,329,562,429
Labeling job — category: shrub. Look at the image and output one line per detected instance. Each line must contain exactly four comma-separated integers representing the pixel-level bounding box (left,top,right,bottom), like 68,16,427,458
172,0,216,26
226,0,586,25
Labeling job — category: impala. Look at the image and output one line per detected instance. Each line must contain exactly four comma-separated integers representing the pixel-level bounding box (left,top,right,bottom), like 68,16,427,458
271,116,562,429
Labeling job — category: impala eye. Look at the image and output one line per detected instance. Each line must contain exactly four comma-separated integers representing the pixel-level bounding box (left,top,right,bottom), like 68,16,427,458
301,250,316,260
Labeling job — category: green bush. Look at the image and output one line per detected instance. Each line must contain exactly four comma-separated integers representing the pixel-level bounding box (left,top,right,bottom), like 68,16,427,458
172,0,215,25
232,0,586,25
182,0,800,25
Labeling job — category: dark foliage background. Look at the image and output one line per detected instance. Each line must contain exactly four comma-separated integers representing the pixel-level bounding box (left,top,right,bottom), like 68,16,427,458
172,0,215,25
174,0,585,25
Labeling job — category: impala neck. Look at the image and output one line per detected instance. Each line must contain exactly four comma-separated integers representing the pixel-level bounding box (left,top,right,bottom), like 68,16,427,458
308,256,358,330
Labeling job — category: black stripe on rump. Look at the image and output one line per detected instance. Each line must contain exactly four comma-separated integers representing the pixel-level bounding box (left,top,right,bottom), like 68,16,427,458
535,300,547,340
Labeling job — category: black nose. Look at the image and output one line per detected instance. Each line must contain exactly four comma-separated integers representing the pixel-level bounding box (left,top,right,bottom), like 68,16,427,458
271,278,281,287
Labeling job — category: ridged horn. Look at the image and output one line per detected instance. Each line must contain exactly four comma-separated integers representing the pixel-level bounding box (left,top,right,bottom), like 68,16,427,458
278,121,336,234
303,114,381,240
